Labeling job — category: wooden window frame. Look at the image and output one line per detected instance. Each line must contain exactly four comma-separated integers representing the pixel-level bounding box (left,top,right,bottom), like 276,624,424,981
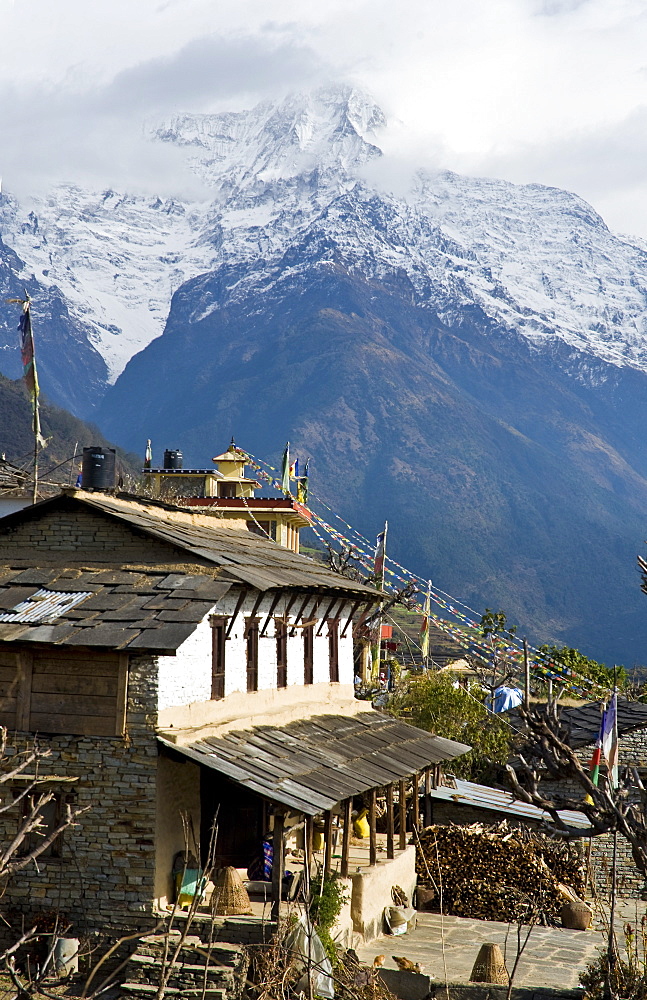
211,617,227,700
275,619,288,689
328,619,339,683
245,617,259,692
303,623,314,685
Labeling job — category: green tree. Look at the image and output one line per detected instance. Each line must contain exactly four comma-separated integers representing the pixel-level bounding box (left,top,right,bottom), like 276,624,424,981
538,644,626,691
390,672,510,781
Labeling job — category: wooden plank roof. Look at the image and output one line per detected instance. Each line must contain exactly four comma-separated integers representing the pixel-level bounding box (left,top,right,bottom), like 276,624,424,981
158,712,471,816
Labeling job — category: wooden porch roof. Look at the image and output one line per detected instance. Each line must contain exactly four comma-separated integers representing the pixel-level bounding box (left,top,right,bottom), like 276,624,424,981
158,712,471,816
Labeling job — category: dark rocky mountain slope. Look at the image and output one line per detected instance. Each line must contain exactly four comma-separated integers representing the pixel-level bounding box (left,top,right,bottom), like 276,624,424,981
97,256,647,665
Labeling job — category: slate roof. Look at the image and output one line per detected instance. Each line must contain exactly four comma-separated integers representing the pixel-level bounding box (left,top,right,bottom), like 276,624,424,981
559,699,647,748
0,491,379,653
0,565,233,653
158,712,471,815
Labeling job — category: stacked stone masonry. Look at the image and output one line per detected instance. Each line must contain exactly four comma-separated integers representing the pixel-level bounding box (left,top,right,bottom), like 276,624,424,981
2,654,160,934
541,727,647,898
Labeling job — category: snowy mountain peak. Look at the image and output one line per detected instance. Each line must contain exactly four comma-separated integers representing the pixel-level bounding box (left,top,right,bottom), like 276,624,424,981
3,84,647,411
153,85,385,191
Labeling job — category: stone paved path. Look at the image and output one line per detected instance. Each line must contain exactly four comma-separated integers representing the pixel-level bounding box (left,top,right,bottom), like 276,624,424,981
356,912,604,989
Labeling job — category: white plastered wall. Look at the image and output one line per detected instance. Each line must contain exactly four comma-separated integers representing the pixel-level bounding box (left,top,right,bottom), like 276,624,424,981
156,588,361,719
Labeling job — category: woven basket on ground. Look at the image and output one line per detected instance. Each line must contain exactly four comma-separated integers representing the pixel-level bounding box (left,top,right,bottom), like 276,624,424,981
470,943,509,985
212,866,252,915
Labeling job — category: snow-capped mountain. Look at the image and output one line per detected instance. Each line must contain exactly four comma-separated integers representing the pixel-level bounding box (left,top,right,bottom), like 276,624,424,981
6,83,647,665
4,83,647,408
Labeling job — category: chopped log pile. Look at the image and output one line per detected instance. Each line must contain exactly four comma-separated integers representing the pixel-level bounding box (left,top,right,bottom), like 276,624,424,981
416,822,586,923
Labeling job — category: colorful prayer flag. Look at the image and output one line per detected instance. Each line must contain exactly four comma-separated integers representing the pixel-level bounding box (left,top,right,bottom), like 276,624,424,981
584,713,604,804
297,459,309,504
602,692,619,789
17,297,45,447
289,457,299,479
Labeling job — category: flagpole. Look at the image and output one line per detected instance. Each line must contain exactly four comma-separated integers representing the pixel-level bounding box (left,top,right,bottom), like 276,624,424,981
606,666,619,1000
372,521,388,682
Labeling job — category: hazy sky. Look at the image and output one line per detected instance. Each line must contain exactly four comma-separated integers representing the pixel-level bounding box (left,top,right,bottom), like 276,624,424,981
2,0,647,236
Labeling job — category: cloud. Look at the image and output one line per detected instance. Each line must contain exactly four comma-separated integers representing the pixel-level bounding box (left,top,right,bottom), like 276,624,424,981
0,32,325,199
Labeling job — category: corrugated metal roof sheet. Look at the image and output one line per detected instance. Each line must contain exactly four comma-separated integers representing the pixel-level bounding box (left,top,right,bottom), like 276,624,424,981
0,588,93,623
158,712,471,816
428,776,591,830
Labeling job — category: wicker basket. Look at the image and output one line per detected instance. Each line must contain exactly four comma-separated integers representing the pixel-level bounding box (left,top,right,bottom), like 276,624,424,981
561,900,592,930
212,866,252,916
470,943,509,985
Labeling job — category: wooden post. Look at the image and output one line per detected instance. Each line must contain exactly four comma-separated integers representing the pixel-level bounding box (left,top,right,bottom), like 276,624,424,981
271,810,285,923
412,772,420,832
341,799,352,877
523,637,531,707
386,784,394,860
424,769,432,828
369,788,377,866
323,810,333,876
398,779,407,850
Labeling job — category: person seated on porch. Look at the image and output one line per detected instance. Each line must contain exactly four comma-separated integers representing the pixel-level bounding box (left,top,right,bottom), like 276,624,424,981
247,834,299,900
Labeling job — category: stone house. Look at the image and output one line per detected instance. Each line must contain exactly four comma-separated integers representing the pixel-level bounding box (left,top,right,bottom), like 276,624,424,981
0,489,469,942
533,699,647,897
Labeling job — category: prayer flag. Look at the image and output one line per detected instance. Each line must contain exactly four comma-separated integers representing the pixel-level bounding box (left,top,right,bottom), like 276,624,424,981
420,579,431,661
289,457,299,479
584,712,605,804
17,298,45,447
602,692,619,789
144,439,152,469
297,459,309,504
374,521,388,590
281,442,290,494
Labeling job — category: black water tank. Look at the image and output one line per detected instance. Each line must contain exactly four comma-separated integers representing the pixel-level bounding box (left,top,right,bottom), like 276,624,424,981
81,447,116,490
163,449,183,470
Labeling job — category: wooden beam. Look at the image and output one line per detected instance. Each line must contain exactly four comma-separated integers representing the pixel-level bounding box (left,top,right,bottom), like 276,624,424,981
115,654,129,737
316,597,339,635
340,599,363,639
225,589,248,638
341,799,352,878
369,789,377,866
15,652,32,732
271,810,285,923
260,591,281,637
290,594,312,636
424,769,432,829
323,810,333,876
398,779,407,851
248,590,265,622
352,602,375,638
412,772,420,832
386,784,394,860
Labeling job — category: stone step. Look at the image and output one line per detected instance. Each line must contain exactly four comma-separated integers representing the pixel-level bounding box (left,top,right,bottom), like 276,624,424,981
120,982,226,1000
135,941,241,966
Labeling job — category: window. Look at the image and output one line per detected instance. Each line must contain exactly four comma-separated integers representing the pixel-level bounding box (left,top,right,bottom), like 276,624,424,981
247,520,277,540
328,619,339,683
219,482,238,498
211,617,226,700
275,619,287,688
303,624,314,685
245,618,259,692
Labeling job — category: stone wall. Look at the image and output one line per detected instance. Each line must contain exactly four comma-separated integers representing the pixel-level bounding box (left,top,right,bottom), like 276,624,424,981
0,652,160,935
541,726,647,898
0,506,185,565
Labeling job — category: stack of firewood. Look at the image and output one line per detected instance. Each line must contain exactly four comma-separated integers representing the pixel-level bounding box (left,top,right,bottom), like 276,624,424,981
415,822,586,923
